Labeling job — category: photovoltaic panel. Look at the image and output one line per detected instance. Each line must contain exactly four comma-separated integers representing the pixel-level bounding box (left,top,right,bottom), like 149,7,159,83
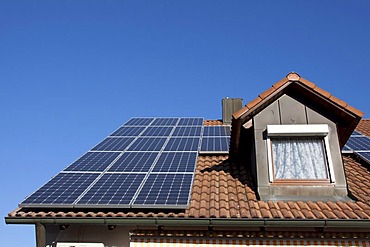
141,126,174,137
108,152,159,172
351,131,362,136
76,173,145,206
152,152,198,172
133,173,193,207
164,137,200,151
127,137,167,151
21,173,99,205
124,118,154,126
91,137,135,151
172,126,202,136
64,152,121,172
200,137,230,153
203,126,231,136
110,126,145,137
357,152,370,163
342,145,351,152
178,118,203,126
151,118,179,126
345,136,370,151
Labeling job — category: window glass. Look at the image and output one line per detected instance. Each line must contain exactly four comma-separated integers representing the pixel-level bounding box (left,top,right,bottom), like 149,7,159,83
272,137,328,180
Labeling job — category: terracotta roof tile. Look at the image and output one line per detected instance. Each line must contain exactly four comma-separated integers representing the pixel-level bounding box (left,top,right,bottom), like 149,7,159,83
6,127,370,223
356,119,370,137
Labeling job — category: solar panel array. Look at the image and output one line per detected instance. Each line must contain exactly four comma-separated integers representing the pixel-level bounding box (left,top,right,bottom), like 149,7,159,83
200,126,231,153
343,131,370,164
21,117,204,209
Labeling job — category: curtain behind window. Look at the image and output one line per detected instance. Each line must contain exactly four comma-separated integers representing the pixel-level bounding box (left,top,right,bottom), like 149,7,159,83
272,137,328,179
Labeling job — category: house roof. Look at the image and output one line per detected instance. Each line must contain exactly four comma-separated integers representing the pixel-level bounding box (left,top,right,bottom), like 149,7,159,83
6,120,370,224
230,72,363,155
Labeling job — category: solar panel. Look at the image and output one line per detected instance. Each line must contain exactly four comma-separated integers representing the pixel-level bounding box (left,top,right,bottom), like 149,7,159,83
152,152,198,172
20,116,204,209
21,173,99,206
357,152,370,163
124,118,154,126
172,126,202,136
141,126,174,136
203,126,231,136
178,118,203,126
92,137,135,151
110,126,145,136
164,137,200,151
132,173,193,207
151,118,179,126
77,173,145,206
345,136,370,151
108,152,159,172
64,152,121,172
351,130,362,136
127,137,167,151
200,137,230,153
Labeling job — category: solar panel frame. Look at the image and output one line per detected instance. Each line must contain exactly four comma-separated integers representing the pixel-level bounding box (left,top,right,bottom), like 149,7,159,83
75,173,146,207
127,137,168,151
164,137,201,151
132,173,193,208
345,136,370,151
91,137,135,151
152,152,198,172
110,126,146,137
124,117,155,126
200,136,230,153
172,126,202,137
141,126,174,137
178,117,204,126
203,126,231,136
357,152,370,163
20,173,100,207
64,152,121,172
108,152,159,172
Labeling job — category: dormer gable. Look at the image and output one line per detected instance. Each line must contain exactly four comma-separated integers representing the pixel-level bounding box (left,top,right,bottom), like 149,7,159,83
230,73,364,201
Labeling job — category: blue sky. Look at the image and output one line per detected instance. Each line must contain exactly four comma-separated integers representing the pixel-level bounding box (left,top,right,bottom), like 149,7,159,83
1,1,370,246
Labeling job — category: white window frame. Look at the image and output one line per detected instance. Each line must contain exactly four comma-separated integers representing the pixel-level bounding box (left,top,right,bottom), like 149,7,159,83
266,124,335,183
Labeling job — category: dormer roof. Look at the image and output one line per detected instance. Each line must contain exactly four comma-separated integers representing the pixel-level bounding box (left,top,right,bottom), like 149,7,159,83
230,72,364,156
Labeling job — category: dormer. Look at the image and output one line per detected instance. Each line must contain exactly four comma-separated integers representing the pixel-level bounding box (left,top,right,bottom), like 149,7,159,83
230,72,364,201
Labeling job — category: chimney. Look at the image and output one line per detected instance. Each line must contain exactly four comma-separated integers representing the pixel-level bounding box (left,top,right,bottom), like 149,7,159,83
222,98,243,124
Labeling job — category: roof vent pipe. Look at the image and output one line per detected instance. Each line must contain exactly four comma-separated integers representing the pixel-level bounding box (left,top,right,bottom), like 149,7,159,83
222,98,243,124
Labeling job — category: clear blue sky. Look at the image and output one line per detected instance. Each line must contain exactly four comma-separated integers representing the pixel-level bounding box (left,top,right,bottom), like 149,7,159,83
1,1,369,246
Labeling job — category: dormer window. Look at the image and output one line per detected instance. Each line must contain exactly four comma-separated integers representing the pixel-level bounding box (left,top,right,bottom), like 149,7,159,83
266,124,335,183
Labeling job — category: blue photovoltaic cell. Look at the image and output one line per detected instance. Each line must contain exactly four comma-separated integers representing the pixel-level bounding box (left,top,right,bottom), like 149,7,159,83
141,127,174,136
351,131,362,136
164,137,200,151
178,118,203,126
172,126,202,136
92,137,135,151
151,118,179,126
345,136,370,151
124,118,154,126
133,173,193,206
21,173,99,205
152,152,197,172
64,152,121,172
342,145,351,151
203,126,231,136
111,126,145,136
77,173,145,205
128,137,167,151
201,137,230,152
357,152,370,163
108,152,159,172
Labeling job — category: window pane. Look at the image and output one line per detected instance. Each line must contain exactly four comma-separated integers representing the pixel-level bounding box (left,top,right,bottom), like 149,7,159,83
272,137,328,180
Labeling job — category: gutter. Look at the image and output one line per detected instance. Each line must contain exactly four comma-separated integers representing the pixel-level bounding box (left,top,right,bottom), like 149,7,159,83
5,217,370,229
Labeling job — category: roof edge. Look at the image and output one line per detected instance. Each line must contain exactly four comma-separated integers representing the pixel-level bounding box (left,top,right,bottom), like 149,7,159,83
5,217,370,229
